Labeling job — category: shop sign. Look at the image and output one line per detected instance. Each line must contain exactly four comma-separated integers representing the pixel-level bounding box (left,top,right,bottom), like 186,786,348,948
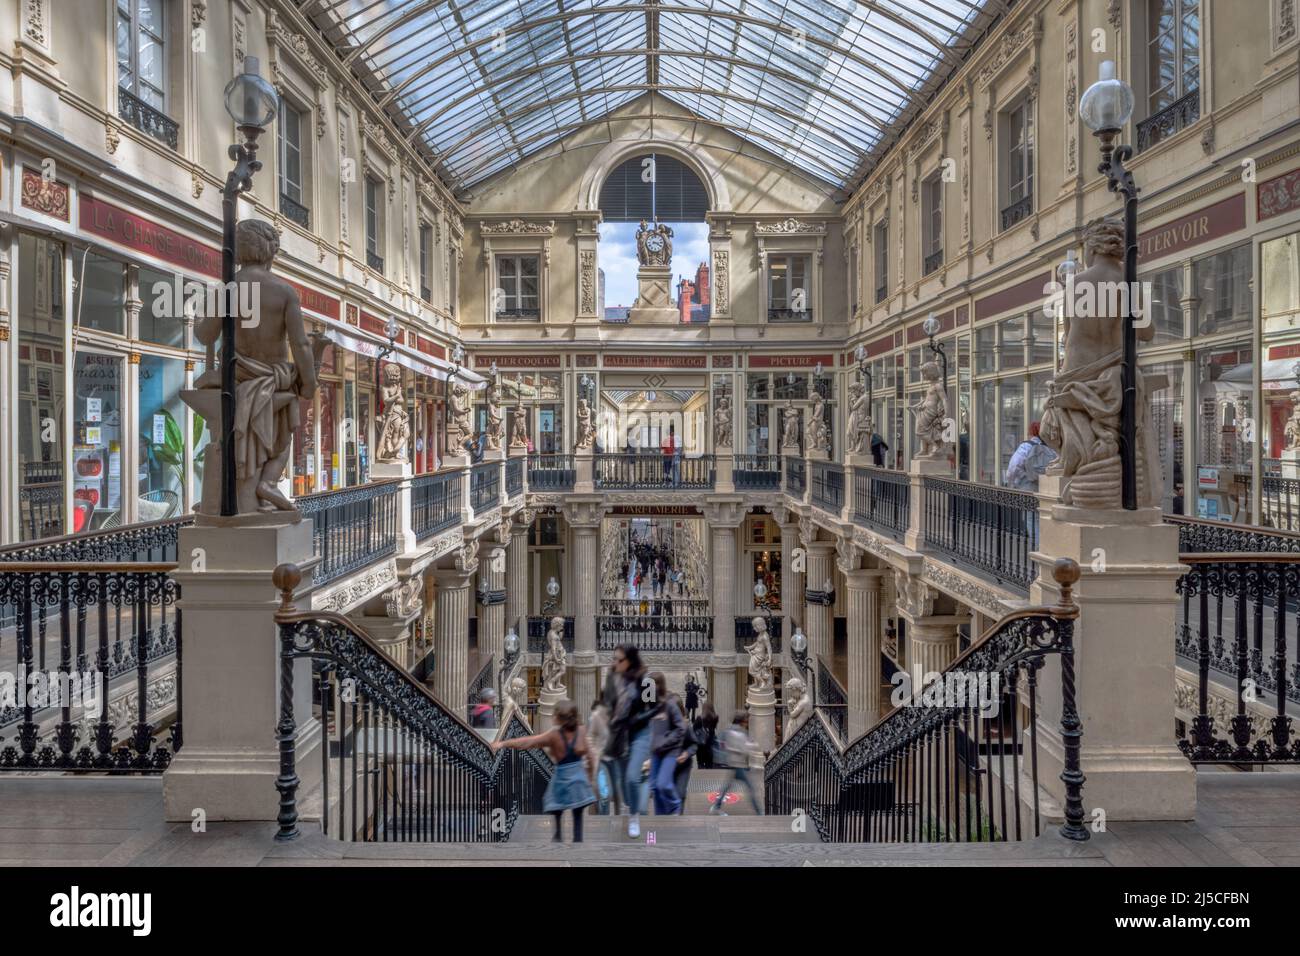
79,194,221,277
748,354,836,368
283,279,341,321
1137,194,1246,264
609,505,701,516
603,354,707,368
473,354,561,368
974,273,1052,322
1198,466,1219,490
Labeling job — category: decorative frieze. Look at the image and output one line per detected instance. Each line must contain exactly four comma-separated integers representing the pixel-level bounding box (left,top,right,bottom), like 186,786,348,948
755,218,826,235
974,16,1038,90
712,249,730,313
315,562,399,614
906,118,944,164
1064,18,1079,179
961,116,971,246
481,218,556,236
579,249,596,315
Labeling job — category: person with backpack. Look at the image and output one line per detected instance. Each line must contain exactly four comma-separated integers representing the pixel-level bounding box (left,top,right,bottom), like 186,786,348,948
491,699,595,842
469,688,497,730
1005,421,1056,491
605,644,653,838
709,710,760,815
646,672,689,816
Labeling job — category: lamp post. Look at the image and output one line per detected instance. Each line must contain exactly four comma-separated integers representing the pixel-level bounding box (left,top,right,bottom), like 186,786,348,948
542,576,560,616
789,626,815,710
1080,59,1140,510
218,58,278,515
374,314,401,410
922,312,948,393
499,626,520,691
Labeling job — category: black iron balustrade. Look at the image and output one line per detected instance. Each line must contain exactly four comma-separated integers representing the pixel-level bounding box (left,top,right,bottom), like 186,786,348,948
785,456,807,496
765,558,1086,844
923,249,944,276
593,453,714,490
601,598,710,618
811,462,845,514
411,471,461,541
467,655,496,719
767,308,814,323
1175,554,1300,763
1136,88,1200,153
117,87,179,149
596,616,712,653
527,454,575,491
1165,514,1300,555
505,457,524,499
922,477,1039,592
734,617,783,653
734,455,782,491
817,657,849,741
1261,475,1300,533
272,563,550,843
1000,195,1033,231
876,284,888,304
853,466,909,539
297,480,400,587
280,192,311,229
366,250,385,273
494,309,542,322
526,616,575,653
0,563,181,771
471,461,501,512
0,515,191,564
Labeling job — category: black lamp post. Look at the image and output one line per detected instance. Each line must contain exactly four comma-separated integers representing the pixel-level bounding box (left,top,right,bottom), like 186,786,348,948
218,58,278,516
922,312,948,393
374,314,401,408
789,626,815,711
854,343,872,399
1080,59,1140,510
498,626,520,690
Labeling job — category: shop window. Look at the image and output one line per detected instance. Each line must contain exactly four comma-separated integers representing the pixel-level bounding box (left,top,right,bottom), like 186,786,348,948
1143,264,1185,342
76,253,126,336
1193,343,1253,521
975,324,997,374
318,382,339,491
17,233,66,540
1262,231,1300,334
138,354,187,519
976,379,997,485
73,352,125,532
1193,244,1250,336
292,395,316,496
138,266,187,348
1000,315,1025,370
998,378,1025,484
1028,310,1055,366
1146,360,1185,513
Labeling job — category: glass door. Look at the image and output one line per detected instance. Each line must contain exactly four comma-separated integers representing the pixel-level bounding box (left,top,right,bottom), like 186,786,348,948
72,350,125,531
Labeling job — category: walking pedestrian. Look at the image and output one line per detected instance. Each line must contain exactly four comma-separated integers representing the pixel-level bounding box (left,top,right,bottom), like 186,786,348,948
492,699,595,842
709,710,760,815
605,645,653,838
684,672,700,722
693,703,718,769
647,672,688,816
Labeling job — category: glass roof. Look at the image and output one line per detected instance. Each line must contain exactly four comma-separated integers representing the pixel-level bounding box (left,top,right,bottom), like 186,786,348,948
309,0,1000,190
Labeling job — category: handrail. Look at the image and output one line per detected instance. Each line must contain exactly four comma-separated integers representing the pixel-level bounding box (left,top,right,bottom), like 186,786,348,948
1166,514,1300,554
294,476,402,504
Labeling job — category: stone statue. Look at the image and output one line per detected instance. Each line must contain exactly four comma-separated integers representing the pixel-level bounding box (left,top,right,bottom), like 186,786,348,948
189,219,325,515
784,676,812,742
846,380,872,457
510,406,529,449
1040,217,1160,508
1283,392,1300,451
807,391,830,454
575,397,596,450
485,386,504,452
714,396,733,448
541,615,567,694
383,575,423,619
506,675,528,713
780,401,801,450
743,615,773,693
909,360,948,459
448,382,473,451
635,220,673,266
376,363,410,462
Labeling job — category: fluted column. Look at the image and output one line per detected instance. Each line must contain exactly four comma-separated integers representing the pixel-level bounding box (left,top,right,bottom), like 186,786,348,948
505,509,534,636
433,567,474,709
564,499,605,716
778,517,803,638
844,568,884,739
705,499,746,723
906,616,966,690
804,541,835,664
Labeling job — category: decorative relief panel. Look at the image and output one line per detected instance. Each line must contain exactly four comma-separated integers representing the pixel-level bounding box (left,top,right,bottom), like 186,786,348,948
712,249,730,313
755,218,826,235
481,219,556,235
579,249,596,315
974,16,1038,90
1064,19,1079,179
21,167,69,221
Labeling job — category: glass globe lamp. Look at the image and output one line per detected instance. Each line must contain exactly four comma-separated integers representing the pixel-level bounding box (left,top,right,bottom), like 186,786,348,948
1079,60,1134,134
223,57,278,130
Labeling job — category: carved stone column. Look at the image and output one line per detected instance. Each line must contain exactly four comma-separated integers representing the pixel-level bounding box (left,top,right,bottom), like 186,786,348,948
894,568,965,690
563,498,604,715
804,538,835,664
432,543,477,709
505,508,534,636
705,499,746,723
476,518,509,671
775,509,803,641
844,567,884,739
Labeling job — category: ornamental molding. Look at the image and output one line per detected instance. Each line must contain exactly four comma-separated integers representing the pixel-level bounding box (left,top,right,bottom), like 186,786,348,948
894,569,937,619
921,561,1015,617
23,0,46,46
481,218,556,236
268,13,331,92
755,218,827,236
579,249,596,315
864,173,892,207
798,515,816,548
974,15,1039,90
1107,0,1122,30
191,0,208,30
457,540,480,575
314,561,399,614
712,249,730,314
835,535,863,574
905,117,945,164
702,500,747,527
1277,0,1298,50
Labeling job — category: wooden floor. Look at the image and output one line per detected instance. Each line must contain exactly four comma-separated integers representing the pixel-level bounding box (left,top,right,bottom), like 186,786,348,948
0,769,1295,867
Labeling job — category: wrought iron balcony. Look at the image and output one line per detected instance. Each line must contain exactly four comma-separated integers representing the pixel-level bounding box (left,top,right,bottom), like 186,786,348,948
420,284,432,303
767,307,813,323
875,283,888,304
1136,88,1200,153
117,87,178,150
1000,195,1033,232
366,250,385,274
494,308,541,322
280,192,310,230
923,248,944,276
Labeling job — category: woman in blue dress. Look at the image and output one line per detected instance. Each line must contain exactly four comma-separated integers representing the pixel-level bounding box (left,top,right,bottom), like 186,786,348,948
492,700,595,843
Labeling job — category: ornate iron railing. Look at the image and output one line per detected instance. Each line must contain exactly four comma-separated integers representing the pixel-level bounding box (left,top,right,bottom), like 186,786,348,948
765,559,1086,844
505,457,524,499
296,480,400,587
853,466,910,539
817,656,849,741
1175,554,1300,763
1000,195,1033,232
593,453,715,490
1136,88,1200,152
117,87,179,149
273,564,551,843
467,655,496,718
1165,515,1300,554
767,308,814,323
596,617,712,652
526,616,575,653
734,616,783,653
923,249,944,276
494,309,541,322
0,563,181,771
366,250,385,273
922,477,1039,592
18,481,62,542
470,461,501,512
0,515,191,563
601,598,710,618
527,454,575,491
1260,475,1300,532
811,462,845,514
785,456,807,496
876,283,888,304
280,192,310,229
411,471,461,541
734,454,782,491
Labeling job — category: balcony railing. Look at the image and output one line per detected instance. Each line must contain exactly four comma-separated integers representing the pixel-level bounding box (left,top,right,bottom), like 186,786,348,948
366,250,384,273
811,461,845,514
601,598,710,618
495,308,541,322
785,455,807,496
767,308,814,323
297,480,400,587
1260,475,1300,532
527,616,575,653
853,466,909,540
923,249,944,276
734,454,782,491
596,616,712,652
411,470,461,541
594,453,714,490
527,454,575,491
875,283,888,304
922,477,1039,592
420,284,432,303
816,657,849,741
1000,195,1032,232
1136,88,1200,153
470,461,501,512
1164,514,1300,555
734,616,783,654
505,457,524,499
117,87,178,150
280,192,310,229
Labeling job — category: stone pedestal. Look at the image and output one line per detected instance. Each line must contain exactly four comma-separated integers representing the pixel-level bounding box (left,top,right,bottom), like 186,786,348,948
628,265,679,324
164,516,317,822
747,685,776,754
714,446,734,493
806,447,829,463
574,449,594,493
1031,504,1195,821
538,685,566,727
905,456,952,551
371,459,415,552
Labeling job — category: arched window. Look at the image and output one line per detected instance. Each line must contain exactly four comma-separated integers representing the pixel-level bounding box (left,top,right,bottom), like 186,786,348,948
598,154,709,222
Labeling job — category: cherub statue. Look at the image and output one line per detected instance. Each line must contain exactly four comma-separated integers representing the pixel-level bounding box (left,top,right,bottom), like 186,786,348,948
714,396,733,448
448,381,472,449
506,675,528,713
510,408,529,449
908,360,947,459
846,380,872,457
541,615,568,694
575,397,596,450
784,677,812,742
743,615,773,693
485,385,504,452
780,401,801,450
376,363,410,462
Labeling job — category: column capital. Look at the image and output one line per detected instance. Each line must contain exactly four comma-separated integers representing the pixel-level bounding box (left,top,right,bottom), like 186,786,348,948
835,535,864,574
893,567,937,618
433,565,475,590
702,497,747,527
512,507,537,532
843,567,884,590
562,497,607,529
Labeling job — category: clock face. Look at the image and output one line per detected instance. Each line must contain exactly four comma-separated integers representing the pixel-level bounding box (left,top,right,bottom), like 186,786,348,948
645,233,666,252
